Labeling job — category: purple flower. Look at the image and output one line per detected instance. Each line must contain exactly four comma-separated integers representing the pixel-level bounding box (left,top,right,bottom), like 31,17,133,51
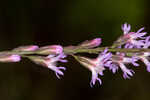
121,23,147,48
134,52,150,72
77,49,112,87
107,64,118,74
110,53,138,79
31,53,67,79
122,23,131,34
120,63,135,79
143,36,150,48
46,53,67,78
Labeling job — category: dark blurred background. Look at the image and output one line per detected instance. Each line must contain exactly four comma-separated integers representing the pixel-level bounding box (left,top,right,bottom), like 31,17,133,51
0,0,150,100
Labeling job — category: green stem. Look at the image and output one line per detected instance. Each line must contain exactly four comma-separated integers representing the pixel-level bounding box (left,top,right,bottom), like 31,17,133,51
0,47,150,57
63,47,150,54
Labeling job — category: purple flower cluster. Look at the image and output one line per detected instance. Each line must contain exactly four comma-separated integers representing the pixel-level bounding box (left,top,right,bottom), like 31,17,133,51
119,23,150,72
1,23,150,87
77,23,150,86
121,23,147,48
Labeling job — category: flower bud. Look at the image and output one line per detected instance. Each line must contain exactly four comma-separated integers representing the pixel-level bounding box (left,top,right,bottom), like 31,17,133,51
79,38,101,48
13,45,39,52
0,54,21,62
37,45,63,55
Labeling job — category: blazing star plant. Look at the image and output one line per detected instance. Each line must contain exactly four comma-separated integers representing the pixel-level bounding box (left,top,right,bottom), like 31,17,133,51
1,23,150,87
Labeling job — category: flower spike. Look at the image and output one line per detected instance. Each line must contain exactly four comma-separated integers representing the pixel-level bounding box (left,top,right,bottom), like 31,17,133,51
0,22,150,87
